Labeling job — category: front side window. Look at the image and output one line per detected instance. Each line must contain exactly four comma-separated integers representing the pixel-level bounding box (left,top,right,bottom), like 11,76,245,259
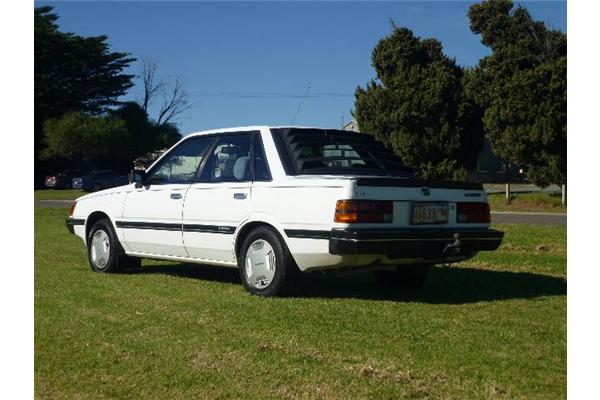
199,134,253,182
146,136,213,184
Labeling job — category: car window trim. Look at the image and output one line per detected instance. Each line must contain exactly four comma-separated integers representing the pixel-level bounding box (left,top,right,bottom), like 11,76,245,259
253,132,272,182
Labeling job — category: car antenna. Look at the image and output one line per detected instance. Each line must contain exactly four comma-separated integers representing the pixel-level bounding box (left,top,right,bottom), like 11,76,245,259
290,85,311,125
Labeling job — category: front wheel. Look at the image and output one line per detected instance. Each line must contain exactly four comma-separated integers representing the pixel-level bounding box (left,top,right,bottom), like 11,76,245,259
373,264,433,289
87,218,139,273
238,227,301,296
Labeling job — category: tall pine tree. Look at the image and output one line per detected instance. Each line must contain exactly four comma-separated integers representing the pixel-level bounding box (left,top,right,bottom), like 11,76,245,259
35,6,135,176
354,26,484,180
467,0,566,187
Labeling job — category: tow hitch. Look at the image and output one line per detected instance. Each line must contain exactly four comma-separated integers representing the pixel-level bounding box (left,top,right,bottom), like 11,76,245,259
442,233,463,268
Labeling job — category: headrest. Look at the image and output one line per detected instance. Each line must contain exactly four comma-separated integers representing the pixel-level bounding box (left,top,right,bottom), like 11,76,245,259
233,156,249,180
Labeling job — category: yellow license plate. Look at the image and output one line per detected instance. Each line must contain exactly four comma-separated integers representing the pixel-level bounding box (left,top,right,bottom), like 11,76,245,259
411,203,449,225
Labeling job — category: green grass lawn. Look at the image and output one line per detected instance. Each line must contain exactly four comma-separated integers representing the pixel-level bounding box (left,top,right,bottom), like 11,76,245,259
35,208,566,399
34,189,85,201
487,192,566,214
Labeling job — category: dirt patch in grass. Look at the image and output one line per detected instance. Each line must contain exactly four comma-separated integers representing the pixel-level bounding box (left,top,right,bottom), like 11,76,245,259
352,363,415,383
501,242,565,255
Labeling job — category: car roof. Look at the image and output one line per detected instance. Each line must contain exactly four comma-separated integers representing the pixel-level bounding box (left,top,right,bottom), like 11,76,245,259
184,126,335,138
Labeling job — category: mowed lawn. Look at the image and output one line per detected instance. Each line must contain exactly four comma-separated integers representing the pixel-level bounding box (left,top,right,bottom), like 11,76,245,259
35,189,85,201
35,208,566,399
487,192,566,214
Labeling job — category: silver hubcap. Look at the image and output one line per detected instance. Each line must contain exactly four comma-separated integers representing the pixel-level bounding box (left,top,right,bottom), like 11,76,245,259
91,230,110,269
245,239,276,289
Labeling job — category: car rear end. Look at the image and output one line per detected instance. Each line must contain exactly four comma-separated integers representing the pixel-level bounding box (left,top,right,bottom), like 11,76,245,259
268,127,503,272
72,177,83,189
44,175,57,188
329,178,503,268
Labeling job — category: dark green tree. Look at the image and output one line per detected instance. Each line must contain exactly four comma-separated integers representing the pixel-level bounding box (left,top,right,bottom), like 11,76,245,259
35,6,135,175
41,112,132,172
467,0,566,186
40,103,183,173
109,102,182,160
354,26,484,179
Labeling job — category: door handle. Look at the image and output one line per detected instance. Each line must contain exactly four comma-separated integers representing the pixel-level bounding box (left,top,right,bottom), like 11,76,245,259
233,193,247,200
170,193,183,200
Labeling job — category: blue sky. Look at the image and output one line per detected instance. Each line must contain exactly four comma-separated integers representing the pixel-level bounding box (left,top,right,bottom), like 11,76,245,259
37,1,566,135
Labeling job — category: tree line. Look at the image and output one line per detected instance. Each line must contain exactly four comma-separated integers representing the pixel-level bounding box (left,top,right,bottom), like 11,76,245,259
36,1,566,187
354,0,566,187
35,6,188,179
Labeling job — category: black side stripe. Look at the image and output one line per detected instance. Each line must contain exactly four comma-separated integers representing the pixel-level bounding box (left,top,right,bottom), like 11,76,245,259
285,229,330,239
115,221,236,234
115,221,329,239
66,218,85,226
116,221,181,231
182,224,235,234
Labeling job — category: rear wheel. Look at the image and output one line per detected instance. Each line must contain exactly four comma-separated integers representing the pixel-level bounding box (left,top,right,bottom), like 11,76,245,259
87,218,139,273
238,227,301,296
373,264,432,289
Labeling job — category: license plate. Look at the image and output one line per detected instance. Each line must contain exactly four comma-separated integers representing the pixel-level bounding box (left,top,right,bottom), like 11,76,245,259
411,203,449,225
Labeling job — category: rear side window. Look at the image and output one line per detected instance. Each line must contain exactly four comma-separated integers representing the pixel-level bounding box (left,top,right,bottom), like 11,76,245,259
271,128,414,177
199,134,253,182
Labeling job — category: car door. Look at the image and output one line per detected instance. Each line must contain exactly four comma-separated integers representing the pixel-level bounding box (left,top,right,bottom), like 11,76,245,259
120,136,214,257
182,131,258,262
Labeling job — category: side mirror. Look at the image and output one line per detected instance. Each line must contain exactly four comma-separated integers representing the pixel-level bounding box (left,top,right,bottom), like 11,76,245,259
129,169,146,188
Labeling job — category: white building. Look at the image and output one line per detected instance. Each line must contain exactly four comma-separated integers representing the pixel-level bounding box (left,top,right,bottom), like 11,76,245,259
342,119,359,132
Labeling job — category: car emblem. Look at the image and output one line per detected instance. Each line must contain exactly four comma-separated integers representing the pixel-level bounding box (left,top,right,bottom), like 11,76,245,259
421,187,431,196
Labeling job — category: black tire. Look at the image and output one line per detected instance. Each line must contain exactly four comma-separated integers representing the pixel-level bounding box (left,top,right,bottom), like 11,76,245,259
238,226,302,297
373,264,433,289
87,218,139,273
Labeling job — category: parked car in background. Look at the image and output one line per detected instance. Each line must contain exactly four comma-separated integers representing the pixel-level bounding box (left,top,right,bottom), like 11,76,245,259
75,170,128,192
44,170,83,189
66,126,504,297
71,176,83,189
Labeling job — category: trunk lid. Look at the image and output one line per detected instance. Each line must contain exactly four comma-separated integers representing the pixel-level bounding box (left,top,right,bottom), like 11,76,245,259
352,177,489,229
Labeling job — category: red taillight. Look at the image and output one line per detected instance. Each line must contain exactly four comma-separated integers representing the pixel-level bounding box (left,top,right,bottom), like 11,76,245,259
334,200,393,223
69,202,76,217
457,202,490,223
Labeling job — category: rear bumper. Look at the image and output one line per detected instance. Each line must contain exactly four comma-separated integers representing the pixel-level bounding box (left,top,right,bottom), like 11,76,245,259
329,228,503,259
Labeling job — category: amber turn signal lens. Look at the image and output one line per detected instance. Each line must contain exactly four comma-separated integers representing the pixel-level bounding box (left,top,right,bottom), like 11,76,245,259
334,200,393,223
69,202,77,217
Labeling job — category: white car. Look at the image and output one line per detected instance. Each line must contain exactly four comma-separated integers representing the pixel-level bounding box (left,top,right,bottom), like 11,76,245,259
66,126,503,296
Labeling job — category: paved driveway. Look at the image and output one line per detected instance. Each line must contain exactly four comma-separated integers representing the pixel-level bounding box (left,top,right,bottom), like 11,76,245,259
35,200,73,208
491,211,566,225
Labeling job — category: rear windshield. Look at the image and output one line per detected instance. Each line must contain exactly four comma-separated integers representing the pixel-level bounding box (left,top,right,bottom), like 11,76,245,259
271,128,414,177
